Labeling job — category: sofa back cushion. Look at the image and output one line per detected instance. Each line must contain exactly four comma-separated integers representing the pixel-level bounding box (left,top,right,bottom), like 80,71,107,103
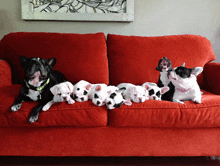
107,34,215,87
0,32,108,85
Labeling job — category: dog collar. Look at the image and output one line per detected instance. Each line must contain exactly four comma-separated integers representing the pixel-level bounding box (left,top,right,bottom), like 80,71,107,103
176,87,191,93
25,78,50,91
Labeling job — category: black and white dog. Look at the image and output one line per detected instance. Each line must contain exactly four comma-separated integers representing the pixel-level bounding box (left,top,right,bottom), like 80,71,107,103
156,57,174,101
11,56,67,123
169,63,203,104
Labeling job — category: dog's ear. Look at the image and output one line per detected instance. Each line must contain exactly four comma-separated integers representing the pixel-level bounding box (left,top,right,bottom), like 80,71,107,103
50,85,59,95
161,86,170,94
181,63,185,67
48,58,57,68
65,81,74,93
19,56,28,68
95,85,102,91
85,84,92,90
191,67,203,76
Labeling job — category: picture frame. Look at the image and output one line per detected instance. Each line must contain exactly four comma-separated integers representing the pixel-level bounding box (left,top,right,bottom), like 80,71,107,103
21,0,134,22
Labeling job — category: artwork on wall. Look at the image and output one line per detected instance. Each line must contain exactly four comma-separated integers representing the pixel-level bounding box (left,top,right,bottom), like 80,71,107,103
21,0,134,22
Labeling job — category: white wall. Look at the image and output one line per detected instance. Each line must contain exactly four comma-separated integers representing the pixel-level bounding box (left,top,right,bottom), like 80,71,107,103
1,0,220,62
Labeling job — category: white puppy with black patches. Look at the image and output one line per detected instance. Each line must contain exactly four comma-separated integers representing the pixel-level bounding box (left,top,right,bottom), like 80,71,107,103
117,83,149,103
105,86,132,109
42,81,75,111
91,84,108,106
73,80,93,102
142,82,169,101
169,63,203,104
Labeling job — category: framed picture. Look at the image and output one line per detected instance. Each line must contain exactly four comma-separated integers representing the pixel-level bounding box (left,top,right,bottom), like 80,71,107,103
21,0,134,22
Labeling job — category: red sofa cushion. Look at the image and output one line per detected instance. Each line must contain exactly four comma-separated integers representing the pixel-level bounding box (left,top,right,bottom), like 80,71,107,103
0,60,12,87
107,34,215,87
0,32,108,85
108,90,220,128
0,85,108,127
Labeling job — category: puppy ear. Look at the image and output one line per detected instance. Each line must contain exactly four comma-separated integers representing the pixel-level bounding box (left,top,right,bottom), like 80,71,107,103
50,85,59,95
95,85,102,91
19,55,28,68
124,100,132,106
128,87,135,93
48,58,57,68
65,81,74,93
143,84,150,90
191,67,203,76
161,86,169,94
181,63,185,67
85,84,92,90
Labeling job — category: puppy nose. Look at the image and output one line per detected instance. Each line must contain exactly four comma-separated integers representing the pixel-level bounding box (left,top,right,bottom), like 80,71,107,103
138,98,142,102
153,96,156,100
73,94,78,99
97,101,100,105
63,97,67,101
81,97,84,101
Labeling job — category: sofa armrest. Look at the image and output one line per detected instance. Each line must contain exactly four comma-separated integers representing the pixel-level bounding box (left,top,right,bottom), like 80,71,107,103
203,62,220,95
0,60,12,87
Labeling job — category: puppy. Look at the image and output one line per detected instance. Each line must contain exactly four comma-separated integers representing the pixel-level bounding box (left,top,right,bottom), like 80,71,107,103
11,56,66,123
142,82,169,100
117,83,148,103
105,86,132,109
168,63,203,104
42,81,75,111
156,57,172,87
91,84,108,106
73,80,92,102
156,57,174,101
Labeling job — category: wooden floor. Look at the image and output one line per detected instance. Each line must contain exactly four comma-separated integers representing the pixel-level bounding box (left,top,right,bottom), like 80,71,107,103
0,157,220,166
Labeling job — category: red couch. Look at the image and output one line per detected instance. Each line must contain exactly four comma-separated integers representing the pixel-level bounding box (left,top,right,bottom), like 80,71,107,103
0,32,220,156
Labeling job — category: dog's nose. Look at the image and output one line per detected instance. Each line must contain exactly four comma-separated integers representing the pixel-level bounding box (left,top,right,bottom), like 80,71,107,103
153,96,156,100
63,97,67,101
73,94,78,99
81,97,84,101
138,98,142,102
97,101,100,105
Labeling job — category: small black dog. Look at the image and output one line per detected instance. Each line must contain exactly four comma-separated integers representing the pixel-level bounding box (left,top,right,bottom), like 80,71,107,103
11,56,66,123
156,57,174,101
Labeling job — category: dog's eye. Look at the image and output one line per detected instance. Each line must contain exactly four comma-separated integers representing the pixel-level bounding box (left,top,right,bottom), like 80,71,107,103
77,88,80,91
107,101,112,105
58,93,62,96
94,94,99,99
83,90,88,95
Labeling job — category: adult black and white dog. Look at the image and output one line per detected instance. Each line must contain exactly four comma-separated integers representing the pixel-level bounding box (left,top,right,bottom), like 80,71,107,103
169,63,203,104
11,56,67,123
156,57,174,101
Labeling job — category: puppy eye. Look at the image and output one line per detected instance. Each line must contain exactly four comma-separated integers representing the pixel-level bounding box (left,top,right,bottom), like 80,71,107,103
107,101,112,105
77,88,80,91
94,94,99,99
57,93,62,96
83,90,88,95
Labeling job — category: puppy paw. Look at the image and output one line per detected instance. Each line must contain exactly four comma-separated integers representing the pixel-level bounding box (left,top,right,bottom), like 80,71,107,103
11,103,22,112
68,99,75,104
29,114,39,123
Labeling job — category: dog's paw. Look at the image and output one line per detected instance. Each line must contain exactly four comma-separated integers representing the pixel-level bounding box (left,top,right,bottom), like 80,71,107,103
173,99,184,104
193,99,201,104
42,105,49,111
11,103,22,112
29,114,39,123
68,99,75,104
